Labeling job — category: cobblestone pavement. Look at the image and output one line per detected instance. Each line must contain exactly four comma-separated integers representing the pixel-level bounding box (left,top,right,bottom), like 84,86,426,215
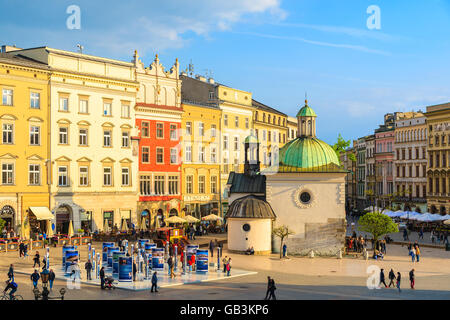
1,239,449,300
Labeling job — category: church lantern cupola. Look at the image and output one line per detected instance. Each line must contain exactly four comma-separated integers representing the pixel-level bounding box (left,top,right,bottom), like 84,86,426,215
296,99,317,138
244,132,260,176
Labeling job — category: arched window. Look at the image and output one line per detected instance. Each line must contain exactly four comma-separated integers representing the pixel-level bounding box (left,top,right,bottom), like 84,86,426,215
255,111,258,121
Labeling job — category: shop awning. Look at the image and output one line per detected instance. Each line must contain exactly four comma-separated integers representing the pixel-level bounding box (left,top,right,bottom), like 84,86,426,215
29,207,53,220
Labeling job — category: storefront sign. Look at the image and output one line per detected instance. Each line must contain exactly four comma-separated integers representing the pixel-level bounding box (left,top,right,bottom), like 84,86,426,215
183,195,211,202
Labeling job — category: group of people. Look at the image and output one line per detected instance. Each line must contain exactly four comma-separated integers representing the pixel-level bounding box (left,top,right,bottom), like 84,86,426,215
430,230,449,244
407,242,422,262
222,256,232,276
379,268,416,292
208,239,223,257
347,233,367,253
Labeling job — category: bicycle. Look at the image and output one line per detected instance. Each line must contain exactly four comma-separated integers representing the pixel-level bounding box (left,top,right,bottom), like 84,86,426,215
0,291,23,300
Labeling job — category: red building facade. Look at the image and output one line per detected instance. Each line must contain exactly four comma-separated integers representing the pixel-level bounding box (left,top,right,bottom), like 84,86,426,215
134,52,183,227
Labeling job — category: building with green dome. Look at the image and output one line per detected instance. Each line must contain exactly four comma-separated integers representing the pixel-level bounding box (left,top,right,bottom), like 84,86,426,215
227,100,347,256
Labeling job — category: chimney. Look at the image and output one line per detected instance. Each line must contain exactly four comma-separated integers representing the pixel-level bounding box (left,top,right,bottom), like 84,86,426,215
208,78,215,84
195,74,206,82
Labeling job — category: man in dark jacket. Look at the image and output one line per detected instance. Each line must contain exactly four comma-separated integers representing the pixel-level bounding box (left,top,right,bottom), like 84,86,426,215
409,269,415,289
7,264,14,281
100,267,105,289
132,261,137,281
85,260,93,280
31,270,40,288
33,251,40,268
48,269,55,291
19,242,24,258
388,269,396,287
267,278,276,300
209,240,215,257
379,269,387,288
264,276,272,300
151,271,158,292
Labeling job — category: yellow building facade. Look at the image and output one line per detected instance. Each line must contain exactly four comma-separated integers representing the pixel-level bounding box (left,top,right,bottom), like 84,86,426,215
252,99,288,170
181,101,222,218
11,47,139,233
0,53,51,237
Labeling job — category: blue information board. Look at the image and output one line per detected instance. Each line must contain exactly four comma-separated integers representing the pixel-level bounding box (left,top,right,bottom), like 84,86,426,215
102,242,114,264
138,239,149,249
64,250,79,274
62,245,75,267
196,250,209,273
151,248,164,271
112,251,125,275
107,247,120,268
118,256,132,282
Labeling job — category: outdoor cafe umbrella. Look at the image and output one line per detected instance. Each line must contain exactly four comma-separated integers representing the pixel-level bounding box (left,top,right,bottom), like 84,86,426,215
415,213,434,222
165,216,186,224
201,214,223,222
184,215,200,223
104,220,110,233
400,211,420,220
67,220,74,237
140,216,146,230
444,220,450,225
154,216,161,229
46,221,54,238
121,219,128,232
390,210,404,218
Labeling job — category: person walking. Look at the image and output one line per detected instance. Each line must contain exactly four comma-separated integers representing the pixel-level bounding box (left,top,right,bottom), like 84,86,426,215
415,245,421,262
100,267,105,289
48,269,55,291
410,247,416,263
419,228,424,240
264,276,272,300
151,271,158,292
388,269,396,288
31,269,40,289
7,264,14,282
222,256,228,273
33,251,40,268
379,269,387,288
218,241,223,258
23,243,28,259
85,259,93,280
226,258,232,276
403,228,409,241
409,269,415,289
132,261,137,281
209,240,215,258
396,272,402,293
168,255,175,279
267,278,276,300
282,243,287,258
19,242,24,258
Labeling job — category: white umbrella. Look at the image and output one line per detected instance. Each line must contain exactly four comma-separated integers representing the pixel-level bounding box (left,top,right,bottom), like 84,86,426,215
46,221,54,238
201,214,223,222
165,216,187,224
184,215,200,223
67,220,74,237
400,211,419,219
415,213,434,222
389,210,404,218
121,219,128,232
104,220,110,233
444,220,450,225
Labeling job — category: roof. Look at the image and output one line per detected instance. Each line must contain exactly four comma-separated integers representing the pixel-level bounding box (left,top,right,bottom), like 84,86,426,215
252,99,287,117
0,53,50,70
263,136,346,173
226,195,276,219
227,172,266,194
135,102,183,112
244,134,259,144
296,102,317,117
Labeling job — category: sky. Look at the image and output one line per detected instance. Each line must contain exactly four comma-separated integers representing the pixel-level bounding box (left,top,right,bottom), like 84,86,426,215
1,0,450,144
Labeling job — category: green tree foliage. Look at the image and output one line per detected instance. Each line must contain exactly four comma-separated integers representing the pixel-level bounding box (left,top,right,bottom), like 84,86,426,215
358,211,398,243
272,225,294,259
0,218,5,231
332,134,352,162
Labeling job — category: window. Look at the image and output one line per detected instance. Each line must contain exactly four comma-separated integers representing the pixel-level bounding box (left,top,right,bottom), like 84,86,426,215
122,131,129,148
234,137,239,151
30,126,40,145
59,127,68,144
28,164,40,185
2,89,13,106
234,158,239,172
198,122,204,137
223,157,229,174
79,129,88,146
154,175,165,195
209,91,214,100
211,146,217,163
255,111,258,121
186,175,193,194
141,122,149,137
223,136,228,150
103,130,111,147
58,166,68,186
156,123,164,138
245,118,249,129
235,116,239,128
224,114,228,126
103,167,112,186
211,176,217,194
168,176,178,195
140,175,151,195
30,92,40,109
142,147,150,163
103,103,112,116
121,167,130,186
59,97,68,111
2,163,14,185
170,148,177,164
242,224,251,232
121,105,130,118
268,131,271,142
170,124,177,140
198,146,205,163
198,175,205,193
79,100,88,114
185,146,192,162
2,124,13,144
156,147,164,163
186,122,192,135
79,166,89,186
211,125,216,138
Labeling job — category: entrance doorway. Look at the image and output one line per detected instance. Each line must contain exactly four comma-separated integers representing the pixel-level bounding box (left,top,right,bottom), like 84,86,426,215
55,205,71,234
169,208,178,216
0,205,15,231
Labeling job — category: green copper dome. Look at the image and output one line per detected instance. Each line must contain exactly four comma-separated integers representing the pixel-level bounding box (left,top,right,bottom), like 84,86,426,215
245,134,259,144
276,136,343,172
296,104,317,117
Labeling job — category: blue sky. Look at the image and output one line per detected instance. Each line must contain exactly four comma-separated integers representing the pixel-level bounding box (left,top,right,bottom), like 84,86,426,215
1,0,450,144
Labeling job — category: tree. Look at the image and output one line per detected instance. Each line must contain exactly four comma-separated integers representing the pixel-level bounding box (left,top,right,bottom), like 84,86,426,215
332,134,351,161
0,218,5,232
358,211,398,247
272,225,294,259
